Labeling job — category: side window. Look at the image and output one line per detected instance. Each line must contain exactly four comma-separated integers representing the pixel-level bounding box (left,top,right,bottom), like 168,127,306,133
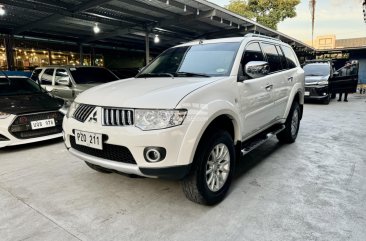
241,42,265,68
40,68,54,85
261,43,282,73
55,69,69,85
282,46,298,69
31,69,42,82
276,46,288,70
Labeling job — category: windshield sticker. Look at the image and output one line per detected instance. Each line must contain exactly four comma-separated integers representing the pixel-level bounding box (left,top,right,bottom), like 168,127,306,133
216,68,225,73
70,68,76,71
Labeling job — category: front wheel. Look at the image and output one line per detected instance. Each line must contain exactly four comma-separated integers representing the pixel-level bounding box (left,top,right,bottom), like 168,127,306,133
181,130,235,205
277,102,301,143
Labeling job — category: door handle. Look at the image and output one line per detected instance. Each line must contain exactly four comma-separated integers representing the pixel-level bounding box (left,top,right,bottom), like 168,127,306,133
288,77,294,82
265,84,273,91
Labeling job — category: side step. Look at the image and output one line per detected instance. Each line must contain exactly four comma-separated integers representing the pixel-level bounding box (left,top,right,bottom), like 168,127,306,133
241,124,285,156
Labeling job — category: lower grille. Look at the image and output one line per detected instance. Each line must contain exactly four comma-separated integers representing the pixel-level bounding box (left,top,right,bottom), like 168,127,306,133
70,136,137,164
9,111,64,139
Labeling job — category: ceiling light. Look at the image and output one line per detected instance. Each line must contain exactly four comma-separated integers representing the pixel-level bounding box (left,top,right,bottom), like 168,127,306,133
183,5,187,12
154,35,160,43
93,23,100,34
197,9,200,15
0,6,5,16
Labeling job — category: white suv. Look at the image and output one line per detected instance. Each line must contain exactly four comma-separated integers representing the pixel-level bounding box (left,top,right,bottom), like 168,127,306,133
63,34,305,205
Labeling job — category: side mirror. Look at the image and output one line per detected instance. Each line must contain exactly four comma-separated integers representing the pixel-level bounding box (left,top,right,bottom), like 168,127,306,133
333,71,339,77
245,61,270,79
56,77,71,87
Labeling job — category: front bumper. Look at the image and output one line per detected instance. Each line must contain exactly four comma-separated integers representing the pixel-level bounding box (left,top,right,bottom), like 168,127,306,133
63,111,195,179
0,115,63,148
304,85,329,100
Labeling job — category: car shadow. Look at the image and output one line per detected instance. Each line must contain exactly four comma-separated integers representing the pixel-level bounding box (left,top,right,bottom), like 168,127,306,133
233,139,286,181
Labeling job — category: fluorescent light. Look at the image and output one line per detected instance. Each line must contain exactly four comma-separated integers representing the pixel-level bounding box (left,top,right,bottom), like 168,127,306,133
154,35,160,43
0,6,5,16
93,23,100,34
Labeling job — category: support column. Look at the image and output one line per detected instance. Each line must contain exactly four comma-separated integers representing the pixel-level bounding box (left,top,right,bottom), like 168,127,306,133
91,47,95,66
79,44,84,66
145,31,150,66
48,50,52,65
4,35,15,71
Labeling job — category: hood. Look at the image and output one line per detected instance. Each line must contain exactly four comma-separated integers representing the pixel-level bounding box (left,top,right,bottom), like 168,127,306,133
75,77,223,108
305,75,330,85
0,93,64,115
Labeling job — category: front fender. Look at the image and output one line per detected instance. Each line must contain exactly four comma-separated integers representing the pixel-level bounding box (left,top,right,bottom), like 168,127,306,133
283,83,304,119
175,100,241,166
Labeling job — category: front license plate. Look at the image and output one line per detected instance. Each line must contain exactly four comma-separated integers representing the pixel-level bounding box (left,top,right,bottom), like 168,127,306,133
75,130,103,150
31,119,55,130
304,91,310,96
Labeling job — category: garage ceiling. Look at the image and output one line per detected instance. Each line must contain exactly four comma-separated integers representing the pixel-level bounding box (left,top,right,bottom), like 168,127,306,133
0,0,314,52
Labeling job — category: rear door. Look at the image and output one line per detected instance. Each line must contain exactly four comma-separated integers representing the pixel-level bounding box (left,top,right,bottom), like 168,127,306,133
330,62,359,93
39,68,55,92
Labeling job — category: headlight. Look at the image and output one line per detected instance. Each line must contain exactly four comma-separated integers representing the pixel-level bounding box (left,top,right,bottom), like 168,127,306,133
66,102,79,118
0,112,10,119
318,80,328,85
135,109,187,131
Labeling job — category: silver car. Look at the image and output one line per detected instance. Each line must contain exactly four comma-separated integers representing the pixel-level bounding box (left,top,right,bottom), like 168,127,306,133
31,66,119,102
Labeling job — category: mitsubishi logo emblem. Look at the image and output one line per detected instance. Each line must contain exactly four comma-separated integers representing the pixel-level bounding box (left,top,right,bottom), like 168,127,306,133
88,110,97,123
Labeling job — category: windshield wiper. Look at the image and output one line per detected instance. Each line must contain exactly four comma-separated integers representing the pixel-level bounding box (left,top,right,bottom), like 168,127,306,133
175,72,210,77
138,73,174,78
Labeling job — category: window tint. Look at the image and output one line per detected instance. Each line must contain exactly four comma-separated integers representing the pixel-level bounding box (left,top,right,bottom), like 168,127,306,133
40,68,54,85
0,77,43,96
69,67,118,84
276,46,288,69
261,43,282,72
242,42,265,68
282,46,298,69
31,69,42,82
56,69,68,77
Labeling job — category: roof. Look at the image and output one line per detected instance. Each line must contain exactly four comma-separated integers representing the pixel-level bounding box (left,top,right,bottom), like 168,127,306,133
0,0,313,53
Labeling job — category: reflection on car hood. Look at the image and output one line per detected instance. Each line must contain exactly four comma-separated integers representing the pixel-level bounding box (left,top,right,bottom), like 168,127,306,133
75,77,223,109
0,93,64,115
305,75,330,85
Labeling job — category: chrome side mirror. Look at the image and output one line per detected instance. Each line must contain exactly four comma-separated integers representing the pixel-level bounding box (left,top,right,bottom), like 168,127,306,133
245,61,270,79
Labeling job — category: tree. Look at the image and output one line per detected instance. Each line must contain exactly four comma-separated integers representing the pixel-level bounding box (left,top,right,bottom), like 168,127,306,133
227,0,300,30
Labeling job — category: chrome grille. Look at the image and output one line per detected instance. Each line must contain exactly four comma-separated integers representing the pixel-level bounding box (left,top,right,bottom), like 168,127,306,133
103,108,134,126
73,104,95,122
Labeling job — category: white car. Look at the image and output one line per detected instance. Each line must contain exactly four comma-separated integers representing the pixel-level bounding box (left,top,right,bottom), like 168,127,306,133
0,76,65,148
63,34,305,205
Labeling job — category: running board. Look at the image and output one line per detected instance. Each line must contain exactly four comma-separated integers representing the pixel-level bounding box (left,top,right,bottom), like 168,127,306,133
241,124,285,156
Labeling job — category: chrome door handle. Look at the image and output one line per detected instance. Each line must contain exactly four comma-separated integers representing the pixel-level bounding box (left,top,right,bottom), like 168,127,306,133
265,84,273,91
288,77,294,82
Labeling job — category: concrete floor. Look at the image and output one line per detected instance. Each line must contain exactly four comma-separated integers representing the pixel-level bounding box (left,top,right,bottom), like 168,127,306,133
0,95,365,241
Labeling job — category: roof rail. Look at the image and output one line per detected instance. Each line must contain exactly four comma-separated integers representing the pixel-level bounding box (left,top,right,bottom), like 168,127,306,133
244,33,282,42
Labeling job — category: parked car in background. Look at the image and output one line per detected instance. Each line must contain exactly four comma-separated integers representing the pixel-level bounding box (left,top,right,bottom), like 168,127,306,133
0,75,66,148
303,60,334,104
63,35,304,205
31,66,119,103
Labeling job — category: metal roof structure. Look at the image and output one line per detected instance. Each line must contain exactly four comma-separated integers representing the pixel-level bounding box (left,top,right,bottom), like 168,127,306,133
0,0,314,54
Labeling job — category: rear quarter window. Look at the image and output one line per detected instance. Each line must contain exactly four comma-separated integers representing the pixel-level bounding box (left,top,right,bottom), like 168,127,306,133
282,46,298,69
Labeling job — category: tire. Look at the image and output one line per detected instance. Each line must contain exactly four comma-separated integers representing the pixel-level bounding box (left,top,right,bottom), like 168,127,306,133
181,129,235,205
85,161,112,173
323,95,330,105
277,101,301,143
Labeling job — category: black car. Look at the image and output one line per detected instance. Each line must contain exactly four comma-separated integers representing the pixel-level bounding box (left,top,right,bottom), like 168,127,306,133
0,75,65,148
303,60,334,104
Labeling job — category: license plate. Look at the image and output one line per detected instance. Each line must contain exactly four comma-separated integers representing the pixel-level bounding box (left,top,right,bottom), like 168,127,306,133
304,91,310,96
31,119,55,130
75,130,103,150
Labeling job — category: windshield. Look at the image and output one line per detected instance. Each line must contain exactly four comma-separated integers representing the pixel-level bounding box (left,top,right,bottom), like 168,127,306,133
137,42,241,78
0,77,44,96
303,64,330,77
69,67,119,84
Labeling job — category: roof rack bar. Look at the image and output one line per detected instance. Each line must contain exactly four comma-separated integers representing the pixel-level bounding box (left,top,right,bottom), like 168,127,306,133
244,33,282,42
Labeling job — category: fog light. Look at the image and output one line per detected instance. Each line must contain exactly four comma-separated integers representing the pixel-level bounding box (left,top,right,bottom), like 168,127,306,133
144,147,166,163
